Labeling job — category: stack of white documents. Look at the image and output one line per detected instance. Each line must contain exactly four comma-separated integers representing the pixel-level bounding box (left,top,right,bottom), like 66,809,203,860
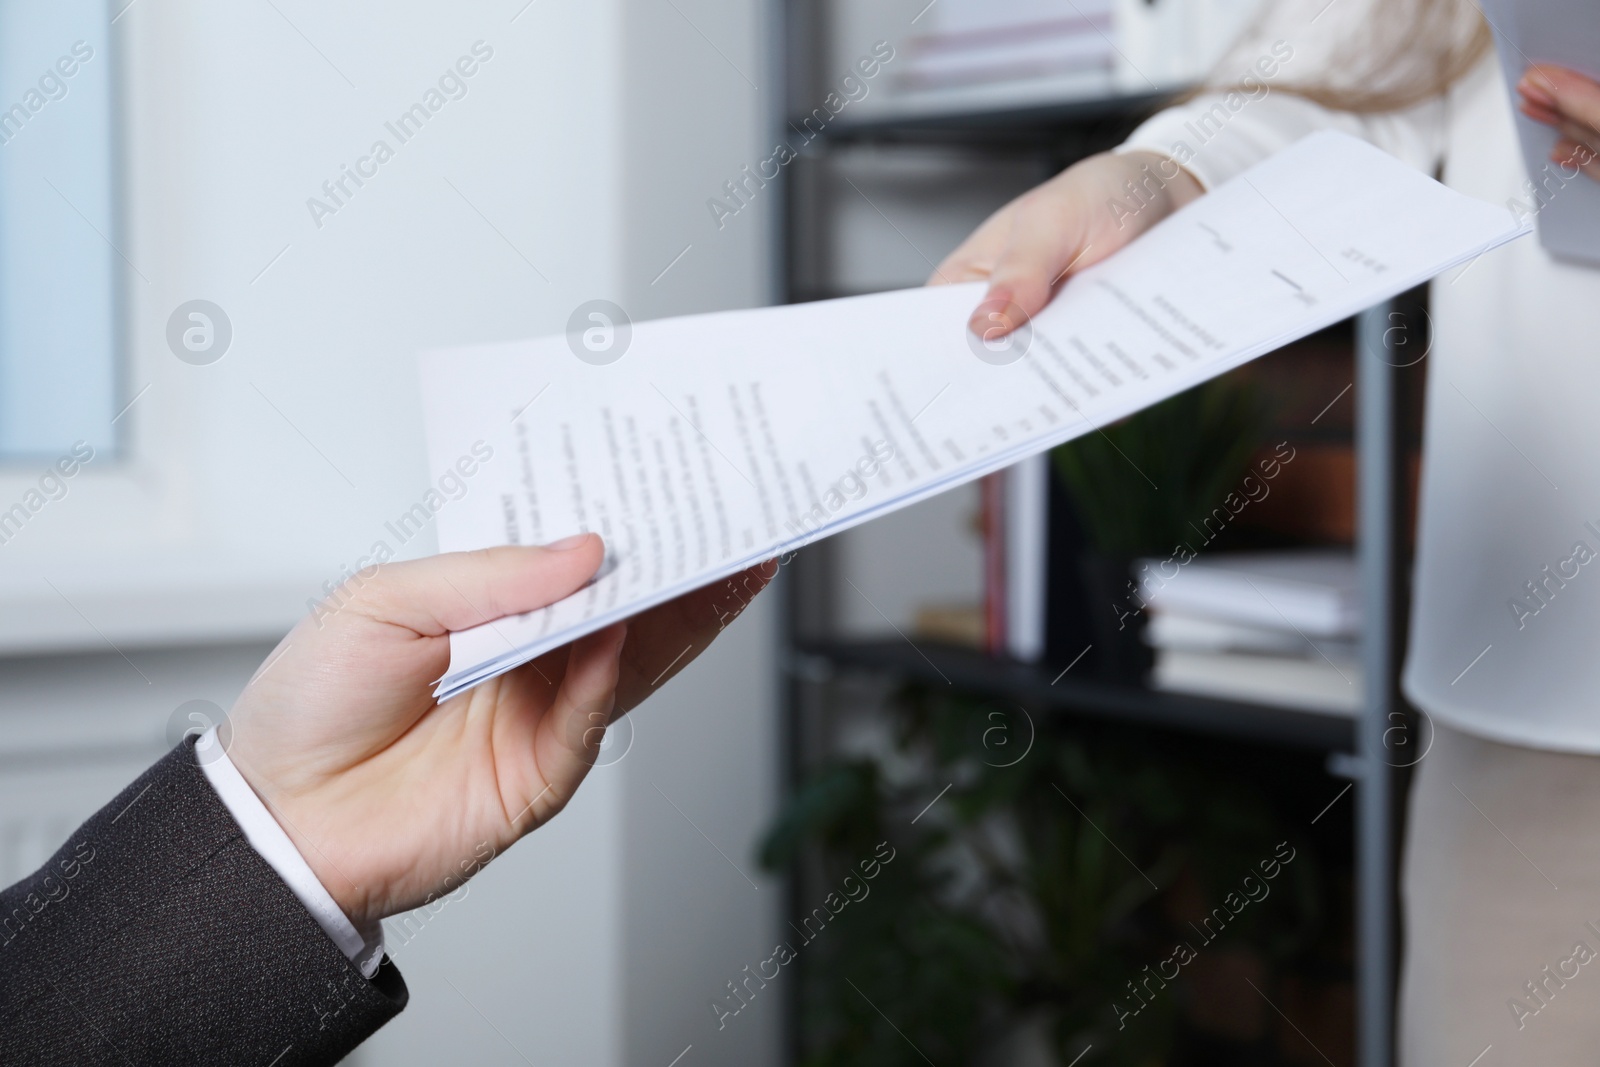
419,132,1527,700
1141,549,1362,716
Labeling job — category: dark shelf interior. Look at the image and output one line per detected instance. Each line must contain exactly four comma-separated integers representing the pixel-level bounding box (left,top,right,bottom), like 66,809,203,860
808,90,1178,147
793,638,1356,753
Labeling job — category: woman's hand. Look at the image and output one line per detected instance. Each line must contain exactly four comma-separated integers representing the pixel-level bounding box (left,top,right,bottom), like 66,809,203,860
1517,65,1600,181
221,535,772,929
932,149,1203,337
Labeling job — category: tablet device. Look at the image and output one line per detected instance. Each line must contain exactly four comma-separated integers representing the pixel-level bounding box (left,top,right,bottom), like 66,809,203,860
1481,0,1600,266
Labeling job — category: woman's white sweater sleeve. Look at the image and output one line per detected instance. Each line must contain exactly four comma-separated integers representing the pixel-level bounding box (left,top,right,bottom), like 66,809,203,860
1119,92,1446,190
1116,1,1451,191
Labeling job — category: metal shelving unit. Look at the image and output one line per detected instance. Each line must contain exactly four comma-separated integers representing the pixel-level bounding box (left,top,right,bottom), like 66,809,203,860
793,637,1356,752
772,13,1412,1063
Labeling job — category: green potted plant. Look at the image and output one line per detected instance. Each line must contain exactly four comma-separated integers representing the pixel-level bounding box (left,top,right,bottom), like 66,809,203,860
761,686,1328,1066
1051,377,1269,681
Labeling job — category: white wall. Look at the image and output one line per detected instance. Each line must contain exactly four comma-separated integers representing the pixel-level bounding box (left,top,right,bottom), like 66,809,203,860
611,1,787,1063
0,0,780,1063
0,0,626,644
615,595,785,1066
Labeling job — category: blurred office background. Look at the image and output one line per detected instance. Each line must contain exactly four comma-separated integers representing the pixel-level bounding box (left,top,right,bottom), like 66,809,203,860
0,0,1406,1064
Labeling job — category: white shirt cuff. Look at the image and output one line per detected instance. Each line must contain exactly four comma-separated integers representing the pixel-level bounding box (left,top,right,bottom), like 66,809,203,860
195,727,385,978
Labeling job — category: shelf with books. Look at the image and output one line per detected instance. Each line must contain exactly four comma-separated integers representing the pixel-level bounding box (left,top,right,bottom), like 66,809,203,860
805,0,1259,147
776,5,1415,1054
791,637,1356,753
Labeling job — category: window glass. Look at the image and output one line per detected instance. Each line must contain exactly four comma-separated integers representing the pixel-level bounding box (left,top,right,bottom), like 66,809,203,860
0,0,116,460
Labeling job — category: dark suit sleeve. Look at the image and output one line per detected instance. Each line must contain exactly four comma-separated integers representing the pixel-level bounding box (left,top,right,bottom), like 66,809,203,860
0,739,407,1065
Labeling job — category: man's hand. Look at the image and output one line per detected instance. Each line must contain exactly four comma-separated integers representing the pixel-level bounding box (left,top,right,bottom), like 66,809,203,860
222,534,772,928
932,149,1203,335
1518,65,1600,182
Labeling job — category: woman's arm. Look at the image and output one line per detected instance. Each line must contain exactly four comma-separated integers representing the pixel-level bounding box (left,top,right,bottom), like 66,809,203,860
938,0,1454,329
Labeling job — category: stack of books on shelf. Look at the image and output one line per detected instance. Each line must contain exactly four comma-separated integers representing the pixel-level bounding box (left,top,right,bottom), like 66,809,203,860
897,0,1118,94
1139,549,1363,716
882,0,1262,115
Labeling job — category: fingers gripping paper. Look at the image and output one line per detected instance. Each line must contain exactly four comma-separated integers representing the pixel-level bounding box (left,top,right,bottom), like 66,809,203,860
419,131,1528,700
